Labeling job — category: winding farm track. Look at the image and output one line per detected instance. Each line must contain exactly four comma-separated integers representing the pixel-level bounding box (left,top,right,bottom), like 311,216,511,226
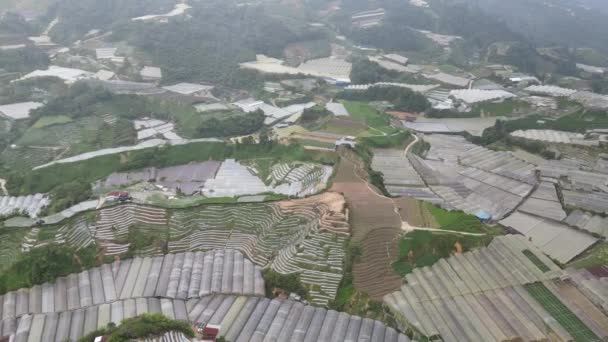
331,150,403,300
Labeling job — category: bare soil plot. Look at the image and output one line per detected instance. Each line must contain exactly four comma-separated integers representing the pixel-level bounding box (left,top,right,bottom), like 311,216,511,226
330,158,401,241
393,197,439,228
322,117,368,136
331,155,403,299
352,227,403,301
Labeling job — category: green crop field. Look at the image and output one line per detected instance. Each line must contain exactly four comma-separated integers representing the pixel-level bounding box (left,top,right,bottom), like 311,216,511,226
32,115,73,129
525,282,601,342
426,204,488,234
522,249,551,272
392,230,493,276
343,101,396,135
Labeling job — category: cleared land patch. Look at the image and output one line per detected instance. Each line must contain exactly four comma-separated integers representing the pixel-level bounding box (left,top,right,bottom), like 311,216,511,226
331,153,403,300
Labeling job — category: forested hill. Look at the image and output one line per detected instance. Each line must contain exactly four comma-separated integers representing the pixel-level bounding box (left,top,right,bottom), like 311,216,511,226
445,0,608,52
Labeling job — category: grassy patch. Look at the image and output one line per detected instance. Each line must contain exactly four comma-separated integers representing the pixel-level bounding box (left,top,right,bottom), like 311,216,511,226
392,230,493,277
8,142,327,196
146,194,238,208
525,282,600,342
32,115,73,128
330,241,397,326
0,244,111,293
425,204,487,234
292,138,335,149
343,101,394,133
78,313,194,342
568,243,608,269
473,99,531,117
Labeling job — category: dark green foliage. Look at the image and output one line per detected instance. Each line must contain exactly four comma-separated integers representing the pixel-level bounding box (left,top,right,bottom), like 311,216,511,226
262,268,308,299
0,12,37,37
426,109,480,119
0,244,102,293
43,181,93,215
48,0,176,43
454,0,608,53
349,24,431,52
300,106,330,123
474,111,608,156
31,83,112,120
349,59,428,85
78,313,194,342
110,1,325,86
339,87,430,113
329,241,361,311
0,47,50,73
591,75,608,95
392,231,492,277
410,139,430,157
197,110,265,137
359,131,411,149
6,142,326,211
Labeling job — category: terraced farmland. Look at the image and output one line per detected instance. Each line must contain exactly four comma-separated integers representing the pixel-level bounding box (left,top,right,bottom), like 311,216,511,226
331,154,403,300
17,193,350,306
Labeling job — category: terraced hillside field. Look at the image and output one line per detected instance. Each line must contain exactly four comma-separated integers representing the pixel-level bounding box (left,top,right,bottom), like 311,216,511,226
331,154,403,300
20,193,350,306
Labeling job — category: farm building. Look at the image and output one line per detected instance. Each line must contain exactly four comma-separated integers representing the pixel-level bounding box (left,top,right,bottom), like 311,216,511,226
403,134,538,219
351,8,385,28
202,159,332,198
98,161,222,195
0,226,409,341
94,48,124,64
565,210,608,238
524,85,577,97
500,211,597,263
134,118,182,141
404,118,497,136
345,82,439,94
0,194,49,218
83,79,164,95
449,89,515,104
369,56,423,74
94,70,116,81
140,66,162,82
15,66,95,84
325,102,349,116
423,72,471,88
382,54,409,66
0,102,43,120
371,149,426,196
571,91,608,110
296,57,352,84
162,83,214,97
511,129,599,146
576,63,605,75
384,234,608,341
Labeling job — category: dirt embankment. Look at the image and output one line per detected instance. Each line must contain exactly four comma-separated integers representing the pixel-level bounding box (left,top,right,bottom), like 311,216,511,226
331,154,403,299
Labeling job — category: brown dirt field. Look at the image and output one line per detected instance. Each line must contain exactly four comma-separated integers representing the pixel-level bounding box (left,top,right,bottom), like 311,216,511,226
326,117,367,132
291,133,339,144
331,153,404,299
353,227,404,301
393,197,439,228
331,158,401,241
386,111,421,120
